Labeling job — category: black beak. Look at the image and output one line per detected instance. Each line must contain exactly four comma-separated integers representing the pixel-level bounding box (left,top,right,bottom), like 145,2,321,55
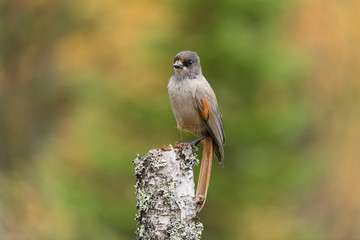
173,62,183,69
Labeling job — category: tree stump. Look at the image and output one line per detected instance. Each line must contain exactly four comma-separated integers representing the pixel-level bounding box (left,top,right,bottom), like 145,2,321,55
133,144,203,240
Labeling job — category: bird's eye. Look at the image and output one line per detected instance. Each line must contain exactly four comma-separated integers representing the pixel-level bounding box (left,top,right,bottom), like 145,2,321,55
184,60,192,67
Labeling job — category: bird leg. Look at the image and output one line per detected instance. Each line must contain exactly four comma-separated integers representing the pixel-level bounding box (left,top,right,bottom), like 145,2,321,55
191,134,209,146
181,134,209,152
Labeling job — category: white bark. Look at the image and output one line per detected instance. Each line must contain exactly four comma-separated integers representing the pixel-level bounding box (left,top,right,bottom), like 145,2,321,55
133,145,203,240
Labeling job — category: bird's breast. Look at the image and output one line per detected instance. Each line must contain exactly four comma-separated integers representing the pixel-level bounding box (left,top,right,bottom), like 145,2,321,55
168,78,206,135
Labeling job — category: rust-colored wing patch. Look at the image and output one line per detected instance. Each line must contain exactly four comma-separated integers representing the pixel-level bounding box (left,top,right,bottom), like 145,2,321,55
199,97,215,121
195,89,225,164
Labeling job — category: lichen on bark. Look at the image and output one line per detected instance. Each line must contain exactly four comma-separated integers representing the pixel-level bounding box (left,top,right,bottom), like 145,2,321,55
133,145,203,240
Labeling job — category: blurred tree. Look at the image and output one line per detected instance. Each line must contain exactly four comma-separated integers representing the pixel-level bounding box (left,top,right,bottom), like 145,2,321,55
0,0,92,169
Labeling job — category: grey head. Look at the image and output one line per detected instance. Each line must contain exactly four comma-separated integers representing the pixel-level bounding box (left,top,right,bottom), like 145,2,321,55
172,51,202,79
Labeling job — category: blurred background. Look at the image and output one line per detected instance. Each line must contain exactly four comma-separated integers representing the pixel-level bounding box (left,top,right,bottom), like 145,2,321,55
1,0,360,239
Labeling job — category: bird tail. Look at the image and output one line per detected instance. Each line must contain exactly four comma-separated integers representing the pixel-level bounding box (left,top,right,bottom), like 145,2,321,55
195,136,213,212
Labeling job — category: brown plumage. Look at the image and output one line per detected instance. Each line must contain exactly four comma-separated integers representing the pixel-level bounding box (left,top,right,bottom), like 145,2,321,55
168,51,225,211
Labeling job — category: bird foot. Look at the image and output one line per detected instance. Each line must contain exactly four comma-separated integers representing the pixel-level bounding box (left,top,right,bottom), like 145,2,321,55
180,142,199,152
177,134,209,153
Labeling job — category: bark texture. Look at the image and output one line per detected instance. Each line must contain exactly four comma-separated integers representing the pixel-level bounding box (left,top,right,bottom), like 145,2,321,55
133,145,203,240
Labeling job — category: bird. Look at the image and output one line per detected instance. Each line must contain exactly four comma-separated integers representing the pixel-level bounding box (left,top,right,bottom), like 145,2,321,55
168,51,225,211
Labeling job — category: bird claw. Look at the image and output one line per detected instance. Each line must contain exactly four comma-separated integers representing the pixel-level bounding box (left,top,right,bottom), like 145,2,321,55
180,142,199,153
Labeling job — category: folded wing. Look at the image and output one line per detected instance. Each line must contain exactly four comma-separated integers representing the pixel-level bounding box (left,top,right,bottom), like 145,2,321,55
194,88,225,164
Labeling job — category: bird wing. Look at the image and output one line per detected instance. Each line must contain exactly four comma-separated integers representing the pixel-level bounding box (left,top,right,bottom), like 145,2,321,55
194,87,225,164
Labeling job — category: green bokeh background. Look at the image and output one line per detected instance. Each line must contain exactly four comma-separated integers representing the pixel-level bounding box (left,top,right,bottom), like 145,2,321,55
1,0,359,239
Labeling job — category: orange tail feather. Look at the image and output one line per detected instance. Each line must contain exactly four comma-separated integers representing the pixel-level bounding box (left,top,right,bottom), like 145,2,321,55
195,137,213,211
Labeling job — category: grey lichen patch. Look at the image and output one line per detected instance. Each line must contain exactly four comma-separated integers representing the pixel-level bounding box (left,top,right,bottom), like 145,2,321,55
167,216,204,240
150,154,167,169
134,152,167,177
133,147,202,240
179,148,199,170
135,188,157,212
158,181,175,199
133,154,147,178
135,224,146,240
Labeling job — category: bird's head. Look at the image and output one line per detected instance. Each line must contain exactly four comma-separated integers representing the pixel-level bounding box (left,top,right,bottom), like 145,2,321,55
172,51,202,78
